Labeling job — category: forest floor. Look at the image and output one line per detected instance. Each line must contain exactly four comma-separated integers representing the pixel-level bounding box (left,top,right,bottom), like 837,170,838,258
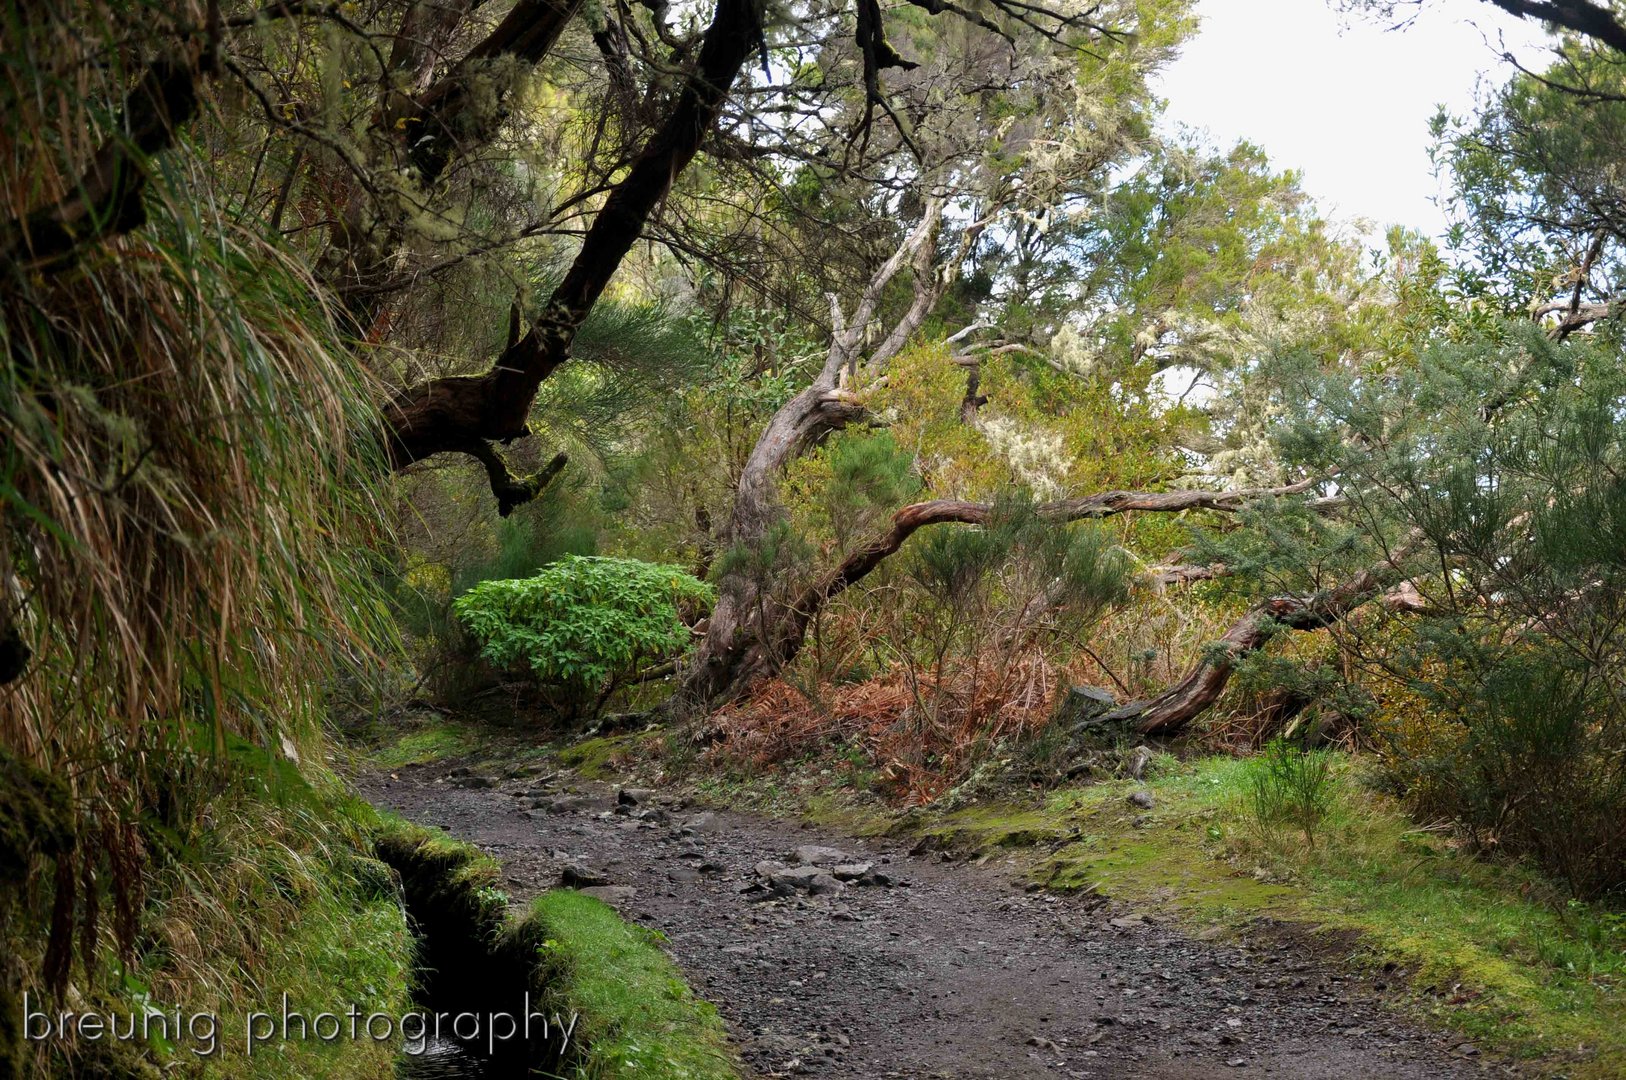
357,753,1516,1080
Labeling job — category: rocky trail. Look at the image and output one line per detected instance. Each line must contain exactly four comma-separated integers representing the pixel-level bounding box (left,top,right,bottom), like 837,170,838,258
360,761,1512,1080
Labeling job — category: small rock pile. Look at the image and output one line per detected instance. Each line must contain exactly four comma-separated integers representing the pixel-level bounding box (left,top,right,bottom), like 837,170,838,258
743,844,896,900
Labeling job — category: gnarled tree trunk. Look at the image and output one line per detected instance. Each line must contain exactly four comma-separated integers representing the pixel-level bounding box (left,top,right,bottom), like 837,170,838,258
681,203,951,705
1111,534,1425,735
682,470,1329,709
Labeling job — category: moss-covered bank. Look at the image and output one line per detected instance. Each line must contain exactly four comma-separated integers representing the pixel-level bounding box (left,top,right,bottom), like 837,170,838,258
2,744,415,1080
372,817,739,1080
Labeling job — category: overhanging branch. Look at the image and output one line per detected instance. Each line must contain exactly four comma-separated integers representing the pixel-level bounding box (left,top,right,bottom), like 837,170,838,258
382,0,765,474
758,478,1337,674
1108,532,1427,736
465,445,569,516
1,51,206,273
1484,0,1626,54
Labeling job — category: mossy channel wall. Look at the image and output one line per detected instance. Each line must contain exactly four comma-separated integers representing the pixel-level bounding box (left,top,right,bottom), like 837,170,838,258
372,822,575,1077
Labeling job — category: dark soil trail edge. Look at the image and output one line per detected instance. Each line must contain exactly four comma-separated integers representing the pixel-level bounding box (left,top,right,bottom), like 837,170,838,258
360,763,1511,1080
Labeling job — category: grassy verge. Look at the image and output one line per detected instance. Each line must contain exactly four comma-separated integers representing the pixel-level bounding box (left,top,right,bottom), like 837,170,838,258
525,891,738,1080
920,754,1625,1077
185,785,414,1080
362,716,488,770
4,754,416,1079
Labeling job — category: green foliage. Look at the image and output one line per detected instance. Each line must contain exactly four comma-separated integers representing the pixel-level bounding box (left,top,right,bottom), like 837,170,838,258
454,556,714,709
389,478,603,701
1435,39,1626,298
712,520,817,597
909,494,1132,640
864,494,1132,763
1245,739,1337,850
818,431,922,552
1219,320,1626,897
530,298,719,473
1379,653,1626,901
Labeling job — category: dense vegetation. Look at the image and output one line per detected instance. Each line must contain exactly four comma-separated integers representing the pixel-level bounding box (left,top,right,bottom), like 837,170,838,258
5,0,1626,1074
455,555,714,713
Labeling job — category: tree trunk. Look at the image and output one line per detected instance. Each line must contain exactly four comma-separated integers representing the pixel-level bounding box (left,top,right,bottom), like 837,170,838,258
681,377,867,704
680,205,952,706
380,0,765,506
1111,537,1423,736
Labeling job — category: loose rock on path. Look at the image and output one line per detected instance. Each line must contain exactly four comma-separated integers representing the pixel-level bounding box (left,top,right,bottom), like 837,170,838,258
362,761,1513,1080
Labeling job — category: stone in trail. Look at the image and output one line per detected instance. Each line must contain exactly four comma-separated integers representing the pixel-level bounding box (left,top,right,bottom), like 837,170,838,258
680,811,724,834
792,844,851,866
559,863,610,888
768,865,843,896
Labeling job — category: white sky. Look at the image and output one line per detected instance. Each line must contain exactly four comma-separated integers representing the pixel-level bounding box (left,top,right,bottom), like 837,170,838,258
1153,0,1557,239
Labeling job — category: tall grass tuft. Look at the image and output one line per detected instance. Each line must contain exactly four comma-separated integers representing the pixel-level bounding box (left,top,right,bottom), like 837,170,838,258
0,0,394,1036
1246,738,1337,850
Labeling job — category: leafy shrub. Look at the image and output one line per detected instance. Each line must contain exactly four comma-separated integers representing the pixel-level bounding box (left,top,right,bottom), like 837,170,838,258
1377,654,1626,900
388,486,600,700
1246,738,1336,849
453,556,714,714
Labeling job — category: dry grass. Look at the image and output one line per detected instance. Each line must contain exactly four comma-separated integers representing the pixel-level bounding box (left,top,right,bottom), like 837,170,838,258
1,0,393,1014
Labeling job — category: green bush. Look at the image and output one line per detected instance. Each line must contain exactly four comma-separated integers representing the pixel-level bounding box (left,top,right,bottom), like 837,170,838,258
1246,738,1336,850
453,556,714,713
1381,655,1626,900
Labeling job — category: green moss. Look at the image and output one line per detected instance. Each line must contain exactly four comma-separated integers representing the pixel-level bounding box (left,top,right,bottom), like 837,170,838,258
798,794,893,837
0,756,414,1080
1040,834,1296,917
367,723,483,769
524,890,740,1080
177,786,414,1080
554,731,655,780
914,804,1078,852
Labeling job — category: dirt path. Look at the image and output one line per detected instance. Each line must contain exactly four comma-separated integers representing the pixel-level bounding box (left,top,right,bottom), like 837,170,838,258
360,761,1509,1080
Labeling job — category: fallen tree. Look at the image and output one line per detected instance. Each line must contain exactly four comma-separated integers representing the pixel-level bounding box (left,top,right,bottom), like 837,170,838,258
683,478,1335,708
1105,534,1425,735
